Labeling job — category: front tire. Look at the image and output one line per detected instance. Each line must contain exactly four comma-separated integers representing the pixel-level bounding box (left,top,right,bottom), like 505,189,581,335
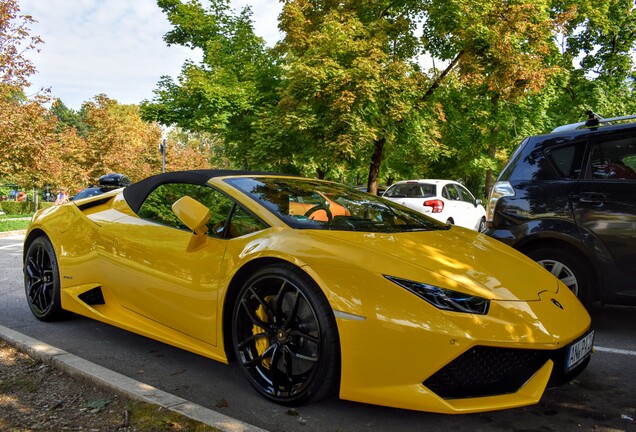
232,263,340,406
526,247,592,305
24,236,67,321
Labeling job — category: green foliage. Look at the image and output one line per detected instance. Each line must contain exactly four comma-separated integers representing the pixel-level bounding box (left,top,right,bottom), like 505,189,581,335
141,0,281,171
562,0,636,83
50,99,90,137
140,0,636,194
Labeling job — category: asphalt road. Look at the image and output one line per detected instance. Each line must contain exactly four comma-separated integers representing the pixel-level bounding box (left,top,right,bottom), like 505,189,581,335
1,234,635,432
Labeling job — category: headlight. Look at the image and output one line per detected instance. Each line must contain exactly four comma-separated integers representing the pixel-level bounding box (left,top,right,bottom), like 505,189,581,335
385,276,490,315
486,181,515,223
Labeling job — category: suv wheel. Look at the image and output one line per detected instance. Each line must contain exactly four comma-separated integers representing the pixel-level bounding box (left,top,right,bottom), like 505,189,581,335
526,247,591,305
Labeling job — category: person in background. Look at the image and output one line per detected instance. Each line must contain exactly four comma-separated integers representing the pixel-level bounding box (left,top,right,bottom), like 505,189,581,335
54,189,69,205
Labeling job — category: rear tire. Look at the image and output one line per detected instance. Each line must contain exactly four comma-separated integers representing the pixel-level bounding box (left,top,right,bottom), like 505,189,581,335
24,236,68,321
526,247,592,305
232,263,340,405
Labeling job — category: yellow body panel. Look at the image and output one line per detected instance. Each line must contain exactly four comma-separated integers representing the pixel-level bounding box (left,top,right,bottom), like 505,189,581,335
24,175,592,413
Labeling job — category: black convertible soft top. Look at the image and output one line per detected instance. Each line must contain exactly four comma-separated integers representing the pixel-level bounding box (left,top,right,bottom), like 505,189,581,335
122,169,277,214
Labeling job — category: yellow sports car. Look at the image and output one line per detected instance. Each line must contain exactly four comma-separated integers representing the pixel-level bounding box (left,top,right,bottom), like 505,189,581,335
23,170,594,413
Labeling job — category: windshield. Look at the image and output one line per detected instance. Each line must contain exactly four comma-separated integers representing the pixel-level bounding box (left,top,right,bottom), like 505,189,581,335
226,177,447,232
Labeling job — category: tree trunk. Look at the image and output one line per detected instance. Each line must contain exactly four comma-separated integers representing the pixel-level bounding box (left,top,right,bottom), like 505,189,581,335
485,93,500,196
367,137,386,195
317,168,326,180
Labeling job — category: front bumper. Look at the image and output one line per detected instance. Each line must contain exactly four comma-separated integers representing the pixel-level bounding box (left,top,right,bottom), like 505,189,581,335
334,282,592,414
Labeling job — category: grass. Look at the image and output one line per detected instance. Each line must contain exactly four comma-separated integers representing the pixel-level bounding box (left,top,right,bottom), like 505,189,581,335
0,214,32,232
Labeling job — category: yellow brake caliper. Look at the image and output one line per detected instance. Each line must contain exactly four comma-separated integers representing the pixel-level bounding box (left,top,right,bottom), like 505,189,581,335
254,298,272,369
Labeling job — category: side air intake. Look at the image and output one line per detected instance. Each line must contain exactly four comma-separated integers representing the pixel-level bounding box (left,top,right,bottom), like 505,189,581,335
78,287,105,305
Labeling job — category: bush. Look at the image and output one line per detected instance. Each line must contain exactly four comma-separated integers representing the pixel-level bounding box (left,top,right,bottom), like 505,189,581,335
0,201,34,215
38,202,54,211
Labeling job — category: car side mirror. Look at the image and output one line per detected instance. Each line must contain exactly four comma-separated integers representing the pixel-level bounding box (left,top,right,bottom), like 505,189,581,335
475,199,482,207
172,195,210,236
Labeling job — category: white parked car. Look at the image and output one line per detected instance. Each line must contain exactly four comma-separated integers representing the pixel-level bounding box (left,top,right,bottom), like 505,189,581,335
382,179,486,231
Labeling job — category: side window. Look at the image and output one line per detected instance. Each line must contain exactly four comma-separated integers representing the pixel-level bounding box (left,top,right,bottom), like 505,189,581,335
444,185,459,200
455,184,476,204
590,138,636,180
545,143,585,179
138,183,234,236
226,206,267,239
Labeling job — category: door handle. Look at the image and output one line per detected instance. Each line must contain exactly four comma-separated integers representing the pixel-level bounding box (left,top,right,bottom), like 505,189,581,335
576,192,606,204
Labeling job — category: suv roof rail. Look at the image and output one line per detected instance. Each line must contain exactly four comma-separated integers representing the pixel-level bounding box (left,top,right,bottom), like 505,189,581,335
552,111,636,133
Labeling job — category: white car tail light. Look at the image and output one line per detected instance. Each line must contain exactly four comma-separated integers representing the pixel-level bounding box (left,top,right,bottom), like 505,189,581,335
424,199,444,213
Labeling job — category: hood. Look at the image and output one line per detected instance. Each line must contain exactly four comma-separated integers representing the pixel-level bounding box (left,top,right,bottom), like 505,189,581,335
309,227,558,301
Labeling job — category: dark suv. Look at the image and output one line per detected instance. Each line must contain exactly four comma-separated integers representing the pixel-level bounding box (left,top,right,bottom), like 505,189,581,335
71,173,132,201
485,112,636,306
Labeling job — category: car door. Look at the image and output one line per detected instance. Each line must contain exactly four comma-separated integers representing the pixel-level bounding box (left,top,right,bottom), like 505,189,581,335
441,183,466,226
96,183,236,346
453,184,481,229
572,133,636,299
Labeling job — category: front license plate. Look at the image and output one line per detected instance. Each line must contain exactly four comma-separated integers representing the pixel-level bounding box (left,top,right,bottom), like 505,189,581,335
566,330,594,372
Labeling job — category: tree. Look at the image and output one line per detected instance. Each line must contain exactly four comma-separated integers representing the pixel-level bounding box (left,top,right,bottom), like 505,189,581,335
256,0,443,193
145,0,636,195
141,0,281,170
80,95,163,182
419,0,575,193
163,127,216,171
0,0,56,189
50,98,90,137
543,0,636,122
0,0,41,87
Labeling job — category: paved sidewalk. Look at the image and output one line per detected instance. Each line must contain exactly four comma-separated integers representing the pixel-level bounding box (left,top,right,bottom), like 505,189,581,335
0,324,268,432
0,229,26,238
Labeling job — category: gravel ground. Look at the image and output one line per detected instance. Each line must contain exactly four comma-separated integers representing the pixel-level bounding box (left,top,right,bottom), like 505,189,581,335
0,340,219,431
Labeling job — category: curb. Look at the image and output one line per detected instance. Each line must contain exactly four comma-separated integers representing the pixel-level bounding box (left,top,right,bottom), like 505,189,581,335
0,324,268,432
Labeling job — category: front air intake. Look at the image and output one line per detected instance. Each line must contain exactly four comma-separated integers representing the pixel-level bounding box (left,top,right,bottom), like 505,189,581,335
423,346,551,399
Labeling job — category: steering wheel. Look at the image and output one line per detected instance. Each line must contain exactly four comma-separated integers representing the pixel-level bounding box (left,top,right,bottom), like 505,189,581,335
304,204,333,223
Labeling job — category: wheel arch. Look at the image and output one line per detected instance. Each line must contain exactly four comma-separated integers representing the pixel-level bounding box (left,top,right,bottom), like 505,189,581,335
23,228,48,263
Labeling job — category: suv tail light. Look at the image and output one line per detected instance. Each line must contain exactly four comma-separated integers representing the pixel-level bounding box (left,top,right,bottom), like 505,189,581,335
486,181,515,223
424,199,444,213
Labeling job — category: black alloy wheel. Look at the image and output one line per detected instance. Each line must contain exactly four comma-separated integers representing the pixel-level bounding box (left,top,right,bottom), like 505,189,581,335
232,264,339,405
24,236,66,321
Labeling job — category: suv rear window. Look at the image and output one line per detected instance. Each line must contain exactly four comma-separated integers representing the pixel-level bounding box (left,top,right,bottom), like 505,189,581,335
500,137,585,181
